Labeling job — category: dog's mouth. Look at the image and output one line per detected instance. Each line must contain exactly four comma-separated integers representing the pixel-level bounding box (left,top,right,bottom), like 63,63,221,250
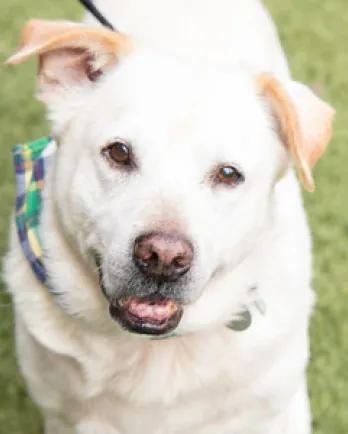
109,294,183,336
95,254,183,335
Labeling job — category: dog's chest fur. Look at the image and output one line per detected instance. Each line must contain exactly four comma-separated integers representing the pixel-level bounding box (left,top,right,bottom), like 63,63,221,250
18,309,304,434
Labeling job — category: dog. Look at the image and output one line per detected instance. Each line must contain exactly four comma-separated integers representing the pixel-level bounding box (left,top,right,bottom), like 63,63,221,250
4,0,334,433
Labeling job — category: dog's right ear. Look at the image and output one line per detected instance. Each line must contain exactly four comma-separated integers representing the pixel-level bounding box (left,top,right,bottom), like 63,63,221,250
5,20,132,104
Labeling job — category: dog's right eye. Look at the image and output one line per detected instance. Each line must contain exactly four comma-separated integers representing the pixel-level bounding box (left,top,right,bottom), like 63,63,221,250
102,140,134,167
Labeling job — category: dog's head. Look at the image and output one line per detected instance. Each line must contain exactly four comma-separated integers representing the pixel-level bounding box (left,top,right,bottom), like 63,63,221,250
7,20,334,337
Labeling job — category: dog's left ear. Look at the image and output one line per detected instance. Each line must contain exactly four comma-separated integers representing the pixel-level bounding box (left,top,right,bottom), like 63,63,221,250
5,19,131,104
257,73,335,192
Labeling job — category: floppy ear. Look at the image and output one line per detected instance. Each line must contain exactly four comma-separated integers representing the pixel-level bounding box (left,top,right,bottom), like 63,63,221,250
5,19,131,103
257,73,335,192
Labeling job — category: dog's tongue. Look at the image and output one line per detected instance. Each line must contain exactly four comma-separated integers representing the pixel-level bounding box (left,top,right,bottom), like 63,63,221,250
120,296,178,321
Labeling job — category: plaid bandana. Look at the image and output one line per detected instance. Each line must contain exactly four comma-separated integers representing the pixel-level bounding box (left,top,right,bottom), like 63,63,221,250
13,137,57,285
12,136,265,333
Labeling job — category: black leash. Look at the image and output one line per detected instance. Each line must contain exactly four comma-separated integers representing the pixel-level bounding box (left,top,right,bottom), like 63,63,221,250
77,0,115,30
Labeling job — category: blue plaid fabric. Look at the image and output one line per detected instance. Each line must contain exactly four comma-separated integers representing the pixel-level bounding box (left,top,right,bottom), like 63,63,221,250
13,137,57,284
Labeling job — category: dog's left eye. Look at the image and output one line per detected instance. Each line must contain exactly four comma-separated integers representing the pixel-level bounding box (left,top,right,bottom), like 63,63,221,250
215,165,244,186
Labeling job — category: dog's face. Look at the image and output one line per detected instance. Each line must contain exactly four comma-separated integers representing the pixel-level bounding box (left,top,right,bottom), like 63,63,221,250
7,21,334,337
53,54,287,335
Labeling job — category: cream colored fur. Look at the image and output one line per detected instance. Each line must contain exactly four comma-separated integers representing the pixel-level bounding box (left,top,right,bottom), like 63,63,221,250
4,1,334,433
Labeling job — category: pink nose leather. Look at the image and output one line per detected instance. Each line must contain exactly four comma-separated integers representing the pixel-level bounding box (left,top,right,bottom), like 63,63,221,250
133,233,193,280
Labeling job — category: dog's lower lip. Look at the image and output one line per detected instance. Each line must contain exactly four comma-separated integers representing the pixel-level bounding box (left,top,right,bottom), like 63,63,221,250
109,295,183,336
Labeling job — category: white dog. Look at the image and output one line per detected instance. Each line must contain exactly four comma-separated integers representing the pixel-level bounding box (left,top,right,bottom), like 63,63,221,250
4,1,334,433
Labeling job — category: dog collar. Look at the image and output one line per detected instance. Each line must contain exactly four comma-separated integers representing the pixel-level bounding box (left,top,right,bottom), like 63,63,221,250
13,137,265,334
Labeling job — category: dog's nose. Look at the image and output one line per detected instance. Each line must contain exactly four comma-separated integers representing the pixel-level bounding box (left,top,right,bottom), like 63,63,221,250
133,233,193,281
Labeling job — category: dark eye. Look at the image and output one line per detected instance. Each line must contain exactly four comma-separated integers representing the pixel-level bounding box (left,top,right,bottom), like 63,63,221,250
216,165,244,186
103,140,133,166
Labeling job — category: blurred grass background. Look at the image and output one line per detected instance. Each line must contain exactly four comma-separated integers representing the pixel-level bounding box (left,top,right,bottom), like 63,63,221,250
0,0,347,432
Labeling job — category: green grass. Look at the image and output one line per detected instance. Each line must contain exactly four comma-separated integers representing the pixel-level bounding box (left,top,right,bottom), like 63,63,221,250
0,0,347,432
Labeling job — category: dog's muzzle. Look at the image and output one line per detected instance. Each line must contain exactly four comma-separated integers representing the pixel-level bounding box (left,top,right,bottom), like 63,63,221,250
96,232,193,336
